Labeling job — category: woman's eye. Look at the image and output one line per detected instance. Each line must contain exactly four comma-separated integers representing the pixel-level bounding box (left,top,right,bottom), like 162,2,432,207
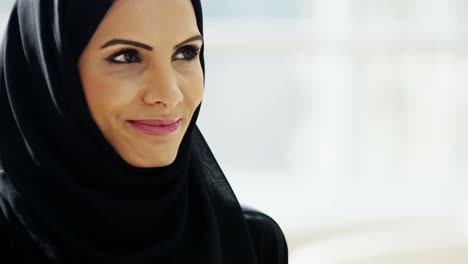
173,45,200,61
107,49,142,64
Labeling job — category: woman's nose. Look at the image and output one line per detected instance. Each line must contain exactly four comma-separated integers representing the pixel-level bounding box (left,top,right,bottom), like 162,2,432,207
142,65,183,109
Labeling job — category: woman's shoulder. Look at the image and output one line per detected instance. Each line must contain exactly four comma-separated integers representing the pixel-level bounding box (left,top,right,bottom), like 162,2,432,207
241,205,289,264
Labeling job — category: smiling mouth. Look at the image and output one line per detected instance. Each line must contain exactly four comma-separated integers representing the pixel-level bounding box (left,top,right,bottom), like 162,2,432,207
128,119,181,135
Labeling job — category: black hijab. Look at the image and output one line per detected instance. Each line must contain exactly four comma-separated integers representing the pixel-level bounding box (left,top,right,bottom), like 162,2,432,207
0,0,258,263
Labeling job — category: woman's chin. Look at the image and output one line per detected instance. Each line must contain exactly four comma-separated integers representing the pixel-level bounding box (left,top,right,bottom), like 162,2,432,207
123,154,177,168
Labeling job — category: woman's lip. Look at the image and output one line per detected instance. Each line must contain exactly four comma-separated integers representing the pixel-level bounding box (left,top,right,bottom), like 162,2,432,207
129,118,181,126
128,118,181,135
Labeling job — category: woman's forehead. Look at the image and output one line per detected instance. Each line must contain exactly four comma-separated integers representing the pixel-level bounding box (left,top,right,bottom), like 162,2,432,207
106,0,198,27
92,0,200,45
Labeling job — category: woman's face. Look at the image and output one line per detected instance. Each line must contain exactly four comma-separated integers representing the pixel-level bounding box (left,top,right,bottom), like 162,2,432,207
78,0,204,168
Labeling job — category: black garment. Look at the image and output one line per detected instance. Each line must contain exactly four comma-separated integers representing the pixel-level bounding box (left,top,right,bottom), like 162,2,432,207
0,206,288,264
0,0,287,263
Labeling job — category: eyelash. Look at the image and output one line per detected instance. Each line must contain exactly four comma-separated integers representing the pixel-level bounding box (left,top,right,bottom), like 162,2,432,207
106,45,201,64
106,48,141,64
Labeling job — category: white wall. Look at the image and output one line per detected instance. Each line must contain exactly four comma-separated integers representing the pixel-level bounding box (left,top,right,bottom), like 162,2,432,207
198,0,468,259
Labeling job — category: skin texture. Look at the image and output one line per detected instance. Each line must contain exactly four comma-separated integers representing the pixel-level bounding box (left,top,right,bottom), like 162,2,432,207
78,0,204,168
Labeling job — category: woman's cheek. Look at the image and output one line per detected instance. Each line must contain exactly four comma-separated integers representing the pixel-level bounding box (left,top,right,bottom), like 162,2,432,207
94,75,140,108
177,64,204,105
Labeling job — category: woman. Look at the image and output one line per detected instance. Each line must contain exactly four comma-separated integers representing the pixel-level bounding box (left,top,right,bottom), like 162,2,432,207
0,0,288,263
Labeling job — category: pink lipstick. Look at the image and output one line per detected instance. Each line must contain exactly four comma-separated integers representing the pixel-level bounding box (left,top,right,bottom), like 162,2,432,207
128,118,180,135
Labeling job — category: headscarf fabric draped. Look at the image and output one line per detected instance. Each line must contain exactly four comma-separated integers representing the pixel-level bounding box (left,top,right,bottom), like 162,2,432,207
0,0,258,263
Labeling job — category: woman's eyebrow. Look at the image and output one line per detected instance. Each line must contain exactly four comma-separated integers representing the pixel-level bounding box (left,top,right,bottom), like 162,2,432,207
100,39,154,51
174,35,203,49
100,35,203,51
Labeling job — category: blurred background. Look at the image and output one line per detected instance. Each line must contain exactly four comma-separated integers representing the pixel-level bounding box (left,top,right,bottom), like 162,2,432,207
1,0,468,263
